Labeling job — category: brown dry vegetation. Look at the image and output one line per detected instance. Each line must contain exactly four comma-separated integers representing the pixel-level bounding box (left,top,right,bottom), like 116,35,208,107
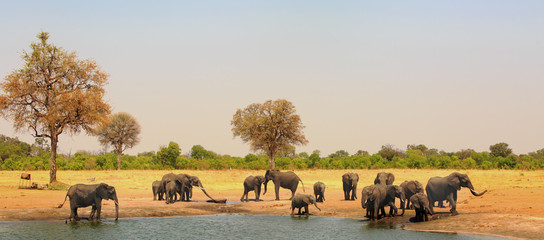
1,169,543,239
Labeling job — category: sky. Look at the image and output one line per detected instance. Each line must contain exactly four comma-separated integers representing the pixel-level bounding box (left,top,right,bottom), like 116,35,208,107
1,1,543,157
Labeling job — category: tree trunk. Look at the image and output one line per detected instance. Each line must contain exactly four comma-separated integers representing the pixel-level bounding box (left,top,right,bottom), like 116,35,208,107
269,152,275,169
117,151,122,171
49,135,58,183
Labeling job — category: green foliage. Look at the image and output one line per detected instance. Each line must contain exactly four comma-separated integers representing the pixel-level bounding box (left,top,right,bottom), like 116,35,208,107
0,135,543,171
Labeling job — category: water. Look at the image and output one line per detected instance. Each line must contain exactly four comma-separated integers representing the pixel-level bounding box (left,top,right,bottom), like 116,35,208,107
0,215,505,240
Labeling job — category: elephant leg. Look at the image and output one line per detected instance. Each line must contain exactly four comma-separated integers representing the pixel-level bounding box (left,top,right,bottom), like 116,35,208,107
343,185,349,200
304,205,309,216
298,207,302,215
90,205,96,220
95,204,102,221
289,188,296,200
427,196,435,214
70,207,79,221
275,184,280,200
291,206,295,216
240,189,247,202
352,185,357,200
447,193,457,215
254,186,260,201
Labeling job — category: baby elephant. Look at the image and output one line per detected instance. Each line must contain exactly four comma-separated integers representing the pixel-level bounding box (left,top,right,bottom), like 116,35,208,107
410,193,433,222
291,194,321,216
241,175,266,202
313,182,326,202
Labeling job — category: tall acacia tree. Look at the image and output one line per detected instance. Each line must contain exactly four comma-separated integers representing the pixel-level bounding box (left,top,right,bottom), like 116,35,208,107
231,99,308,169
0,32,111,183
95,112,141,170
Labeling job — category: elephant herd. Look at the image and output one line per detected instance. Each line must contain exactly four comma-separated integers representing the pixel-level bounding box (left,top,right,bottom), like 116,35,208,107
56,170,486,222
152,173,219,204
360,171,487,221
231,170,487,221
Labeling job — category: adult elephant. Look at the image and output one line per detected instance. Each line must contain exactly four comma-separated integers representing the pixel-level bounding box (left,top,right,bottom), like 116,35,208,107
342,172,359,200
366,184,387,220
291,194,321,216
426,172,487,214
165,181,177,204
400,180,424,209
264,169,305,200
410,193,433,222
152,180,164,201
313,182,326,202
240,175,266,202
57,183,119,222
161,173,183,201
374,172,395,185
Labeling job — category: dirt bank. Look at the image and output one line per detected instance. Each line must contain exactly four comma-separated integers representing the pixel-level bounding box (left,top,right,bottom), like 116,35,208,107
1,169,542,239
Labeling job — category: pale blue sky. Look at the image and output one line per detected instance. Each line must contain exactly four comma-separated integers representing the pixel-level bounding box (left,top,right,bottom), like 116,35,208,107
1,1,543,156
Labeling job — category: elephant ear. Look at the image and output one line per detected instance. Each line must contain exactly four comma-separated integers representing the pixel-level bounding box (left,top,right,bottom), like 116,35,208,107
97,183,109,199
448,174,461,190
303,197,312,205
412,198,421,209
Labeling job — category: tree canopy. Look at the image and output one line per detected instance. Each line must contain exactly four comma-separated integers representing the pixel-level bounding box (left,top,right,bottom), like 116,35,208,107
231,99,308,169
0,32,111,182
95,112,141,170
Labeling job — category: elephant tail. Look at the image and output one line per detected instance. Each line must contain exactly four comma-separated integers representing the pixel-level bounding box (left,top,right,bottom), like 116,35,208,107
299,178,305,192
57,192,69,208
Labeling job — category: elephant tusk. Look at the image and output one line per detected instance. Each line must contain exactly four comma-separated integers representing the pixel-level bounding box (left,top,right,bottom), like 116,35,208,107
114,200,119,206
200,187,206,191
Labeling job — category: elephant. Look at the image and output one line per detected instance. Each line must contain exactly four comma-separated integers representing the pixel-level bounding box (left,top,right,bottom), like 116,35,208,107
385,185,406,217
152,180,165,201
264,170,305,200
342,172,359,200
57,183,119,222
240,175,266,202
179,174,205,201
400,180,424,209
161,173,184,201
365,184,387,220
165,181,177,204
290,194,321,216
374,172,395,185
360,185,373,217
426,172,487,215
410,193,433,222
313,182,326,202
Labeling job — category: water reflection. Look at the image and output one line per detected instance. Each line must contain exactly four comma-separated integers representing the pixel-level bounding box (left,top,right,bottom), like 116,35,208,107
0,215,506,240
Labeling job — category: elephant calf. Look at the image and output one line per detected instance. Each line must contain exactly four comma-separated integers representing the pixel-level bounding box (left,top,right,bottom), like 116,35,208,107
342,172,359,201
291,194,321,217
410,193,433,222
152,180,164,201
241,175,266,202
313,182,325,202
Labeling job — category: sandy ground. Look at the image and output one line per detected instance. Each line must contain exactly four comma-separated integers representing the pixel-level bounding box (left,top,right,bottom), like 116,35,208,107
0,169,543,239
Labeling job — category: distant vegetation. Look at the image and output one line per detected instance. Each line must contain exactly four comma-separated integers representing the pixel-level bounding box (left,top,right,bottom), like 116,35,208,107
1,134,543,171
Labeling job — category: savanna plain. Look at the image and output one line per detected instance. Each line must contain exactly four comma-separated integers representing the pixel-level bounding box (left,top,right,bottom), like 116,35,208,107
0,169,543,239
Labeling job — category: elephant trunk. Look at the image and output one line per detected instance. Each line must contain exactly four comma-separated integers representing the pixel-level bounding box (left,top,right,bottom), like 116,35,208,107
314,202,321,211
400,199,405,216
263,180,268,195
113,194,119,221
470,188,487,197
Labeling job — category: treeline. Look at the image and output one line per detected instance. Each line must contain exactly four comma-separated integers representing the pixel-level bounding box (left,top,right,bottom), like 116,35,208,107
1,135,544,171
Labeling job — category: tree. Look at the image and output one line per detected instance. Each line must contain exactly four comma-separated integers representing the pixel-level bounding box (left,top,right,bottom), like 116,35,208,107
95,112,141,170
378,144,405,160
0,32,110,183
190,145,216,160
489,142,512,157
156,141,180,168
231,99,308,169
